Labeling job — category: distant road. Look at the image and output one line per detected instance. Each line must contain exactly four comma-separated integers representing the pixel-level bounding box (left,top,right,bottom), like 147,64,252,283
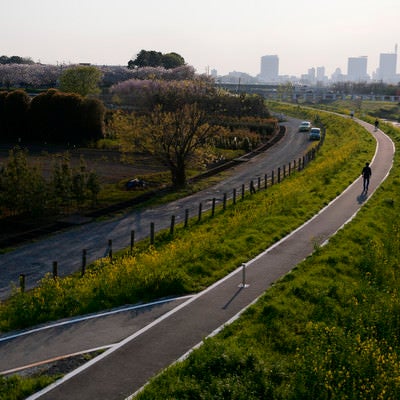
0,117,309,299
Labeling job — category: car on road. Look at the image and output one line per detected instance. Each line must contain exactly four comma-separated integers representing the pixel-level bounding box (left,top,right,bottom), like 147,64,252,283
309,127,321,140
298,121,311,132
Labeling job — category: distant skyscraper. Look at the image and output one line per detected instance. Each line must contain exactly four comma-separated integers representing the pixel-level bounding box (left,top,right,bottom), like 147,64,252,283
378,50,397,83
347,56,368,81
260,55,279,82
316,66,326,82
308,67,316,80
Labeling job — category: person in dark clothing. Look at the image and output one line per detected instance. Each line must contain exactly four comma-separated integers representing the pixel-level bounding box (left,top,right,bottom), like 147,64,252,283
374,119,379,131
362,162,372,192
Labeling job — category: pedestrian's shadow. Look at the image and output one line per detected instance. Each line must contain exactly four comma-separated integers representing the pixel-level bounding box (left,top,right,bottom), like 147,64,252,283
357,190,368,204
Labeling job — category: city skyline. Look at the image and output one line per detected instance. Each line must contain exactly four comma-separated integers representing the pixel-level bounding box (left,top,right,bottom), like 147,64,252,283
1,0,399,78
220,47,399,84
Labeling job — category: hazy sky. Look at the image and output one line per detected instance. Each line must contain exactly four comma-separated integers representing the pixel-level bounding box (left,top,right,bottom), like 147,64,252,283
1,0,399,77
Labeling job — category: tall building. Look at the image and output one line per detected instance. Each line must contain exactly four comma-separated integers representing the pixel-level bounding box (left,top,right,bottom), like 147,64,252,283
316,66,326,82
347,56,369,82
260,55,279,82
377,49,397,83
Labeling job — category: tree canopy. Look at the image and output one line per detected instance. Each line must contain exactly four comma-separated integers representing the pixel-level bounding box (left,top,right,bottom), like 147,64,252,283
0,55,34,65
128,50,185,70
59,65,103,97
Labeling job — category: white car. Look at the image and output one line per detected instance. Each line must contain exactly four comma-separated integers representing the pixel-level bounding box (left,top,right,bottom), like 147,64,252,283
298,121,311,132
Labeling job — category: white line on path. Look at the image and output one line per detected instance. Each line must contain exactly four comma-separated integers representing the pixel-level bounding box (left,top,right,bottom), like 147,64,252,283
0,295,194,343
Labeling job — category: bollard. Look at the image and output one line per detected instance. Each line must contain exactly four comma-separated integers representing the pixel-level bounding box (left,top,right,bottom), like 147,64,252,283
238,263,249,288
81,249,87,276
223,193,227,210
212,198,216,217
198,202,202,222
278,167,281,183
233,188,236,205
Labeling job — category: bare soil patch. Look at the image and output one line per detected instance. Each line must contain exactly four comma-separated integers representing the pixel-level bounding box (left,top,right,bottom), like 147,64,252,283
0,144,167,185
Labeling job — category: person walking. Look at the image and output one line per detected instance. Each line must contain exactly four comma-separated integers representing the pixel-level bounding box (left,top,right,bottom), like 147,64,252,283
362,162,372,192
374,119,379,131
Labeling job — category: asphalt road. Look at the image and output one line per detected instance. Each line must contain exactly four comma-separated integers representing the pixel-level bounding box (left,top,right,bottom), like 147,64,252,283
0,117,310,300
30,120,397,399
0,117,395,400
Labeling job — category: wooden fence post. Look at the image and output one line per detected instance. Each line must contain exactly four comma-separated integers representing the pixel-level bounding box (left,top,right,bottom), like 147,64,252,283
241,184,245,200
170,215,175,236
108,239,113,260
198,203,202,222
223,193,227,210
81,249,87,276
233,188,236,205
250,180,256,194
184,209,189,228
130,230,135,253
212,198,216,217
53,261,58,279
150,223,155,245
19,274,25,292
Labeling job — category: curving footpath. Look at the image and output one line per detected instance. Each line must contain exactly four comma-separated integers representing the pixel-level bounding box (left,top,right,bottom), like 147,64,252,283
28,119,394,400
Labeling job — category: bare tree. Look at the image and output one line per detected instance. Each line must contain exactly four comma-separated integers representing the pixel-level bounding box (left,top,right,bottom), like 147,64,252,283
115,103,218,188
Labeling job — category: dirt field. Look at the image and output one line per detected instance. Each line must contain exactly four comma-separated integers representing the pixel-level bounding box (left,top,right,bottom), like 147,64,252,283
0,144,167,185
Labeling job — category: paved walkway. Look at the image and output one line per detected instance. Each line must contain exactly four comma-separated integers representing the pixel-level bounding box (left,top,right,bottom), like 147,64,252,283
23,119,395,399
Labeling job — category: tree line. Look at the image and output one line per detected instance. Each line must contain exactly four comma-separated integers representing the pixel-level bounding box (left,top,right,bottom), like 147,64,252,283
0,89,105,145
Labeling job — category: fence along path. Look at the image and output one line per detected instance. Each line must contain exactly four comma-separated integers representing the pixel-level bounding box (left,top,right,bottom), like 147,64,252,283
0,120,317,299
21,143,321,288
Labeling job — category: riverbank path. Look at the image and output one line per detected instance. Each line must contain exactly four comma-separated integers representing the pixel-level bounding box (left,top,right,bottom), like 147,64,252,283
20,118,395,400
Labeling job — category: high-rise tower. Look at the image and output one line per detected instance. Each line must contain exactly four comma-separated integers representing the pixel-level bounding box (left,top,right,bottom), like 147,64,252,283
378,46,398,83
347,56,368,82
260,55,279,82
